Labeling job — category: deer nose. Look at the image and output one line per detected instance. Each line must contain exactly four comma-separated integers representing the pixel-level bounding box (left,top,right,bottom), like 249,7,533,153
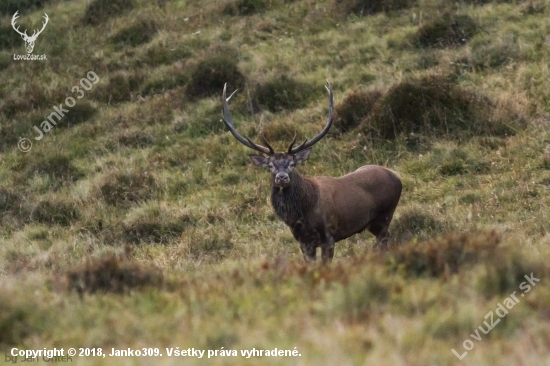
275,173,290,185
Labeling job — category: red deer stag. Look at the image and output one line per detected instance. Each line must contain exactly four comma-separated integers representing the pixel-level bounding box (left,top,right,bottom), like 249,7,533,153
221,80,402,263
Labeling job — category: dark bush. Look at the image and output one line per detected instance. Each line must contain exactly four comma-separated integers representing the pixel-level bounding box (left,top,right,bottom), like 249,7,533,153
459,0,527,4
439,159,466,176
110,20,158,49
382,229,547,296
25,154,83,183
385,230,500,277
0,188,18,214
223,0,268,15
123,214,194,244
142,44,193,66
478,247,546,296
0,52,10,71
252,74,314,112
1,84,61,118
333,89,382,133
83,0,134,25
0,293,40,347
94,72,143,104
117,130,155,148
391,207,445,242
261,120,302,144
99,170,158,205
186,55,245,99
362,76,523,139
0,119,36,152
417,14,478,48
31,200,80,226
0,25,20,50
335,0,416,16
0,0,49,17
184,231,234,260
62,102,98,128
142,72,188,96
67,256,163,295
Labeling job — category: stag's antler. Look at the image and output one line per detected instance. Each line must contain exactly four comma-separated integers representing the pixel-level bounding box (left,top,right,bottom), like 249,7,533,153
222,83,275,155
11,11,48,41
288,80,334,154
29,13,49,41
11,11,29,38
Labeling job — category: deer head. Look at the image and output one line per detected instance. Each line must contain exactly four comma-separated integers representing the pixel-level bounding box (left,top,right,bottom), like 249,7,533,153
11,11,49,54
222,80,334,188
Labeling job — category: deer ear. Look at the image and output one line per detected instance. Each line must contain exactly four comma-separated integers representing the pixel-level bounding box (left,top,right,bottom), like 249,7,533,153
294,147,312,164
249,154,269,167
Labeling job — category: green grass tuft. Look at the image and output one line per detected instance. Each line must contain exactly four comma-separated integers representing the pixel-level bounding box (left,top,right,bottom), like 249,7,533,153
123,205,194,244
62,101,98,128
83,0,134,26
252,74,314,112
117,129,156,148
29,199,80,226
142,72,188,96
99,169,158,206
0,292,41,347
333,88,382,133
109,20,158,49
416,14,478,48
186,50,245,99
24,154,83,186
93,72,143,104
391,206,446,243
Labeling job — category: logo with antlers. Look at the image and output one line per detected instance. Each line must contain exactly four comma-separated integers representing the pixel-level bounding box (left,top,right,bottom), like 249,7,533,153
11,11,49,54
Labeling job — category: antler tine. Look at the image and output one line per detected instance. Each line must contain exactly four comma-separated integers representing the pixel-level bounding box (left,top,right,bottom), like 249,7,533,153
11,11,28,37
30,13,48,40
259,131,275,154
289,80,334,155
221,83,273,155
37,14,49,34
287,131,297,153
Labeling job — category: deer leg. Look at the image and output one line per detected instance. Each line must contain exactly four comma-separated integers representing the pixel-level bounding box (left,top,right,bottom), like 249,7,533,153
300,242,317,263
321,236,335,264
374,229,389,250
369,221,390,251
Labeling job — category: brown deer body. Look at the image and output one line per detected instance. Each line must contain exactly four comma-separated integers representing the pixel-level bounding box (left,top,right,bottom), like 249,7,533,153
222,81,402,263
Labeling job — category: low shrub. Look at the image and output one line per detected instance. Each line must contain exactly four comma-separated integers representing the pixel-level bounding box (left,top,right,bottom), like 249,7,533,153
333,89,382,133
362,76,524,139
67,255,163,295
186,51,245,99
83,0,134,25
416,14,478,48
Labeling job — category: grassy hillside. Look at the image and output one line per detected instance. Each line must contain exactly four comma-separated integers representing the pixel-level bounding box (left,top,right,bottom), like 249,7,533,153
1,0,550,364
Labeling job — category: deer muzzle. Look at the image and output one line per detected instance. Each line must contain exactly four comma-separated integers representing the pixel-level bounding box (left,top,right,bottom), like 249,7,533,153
274,172,290,187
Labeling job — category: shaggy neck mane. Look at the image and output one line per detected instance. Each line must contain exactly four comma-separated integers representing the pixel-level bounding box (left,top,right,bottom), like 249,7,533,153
270,170,319,226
